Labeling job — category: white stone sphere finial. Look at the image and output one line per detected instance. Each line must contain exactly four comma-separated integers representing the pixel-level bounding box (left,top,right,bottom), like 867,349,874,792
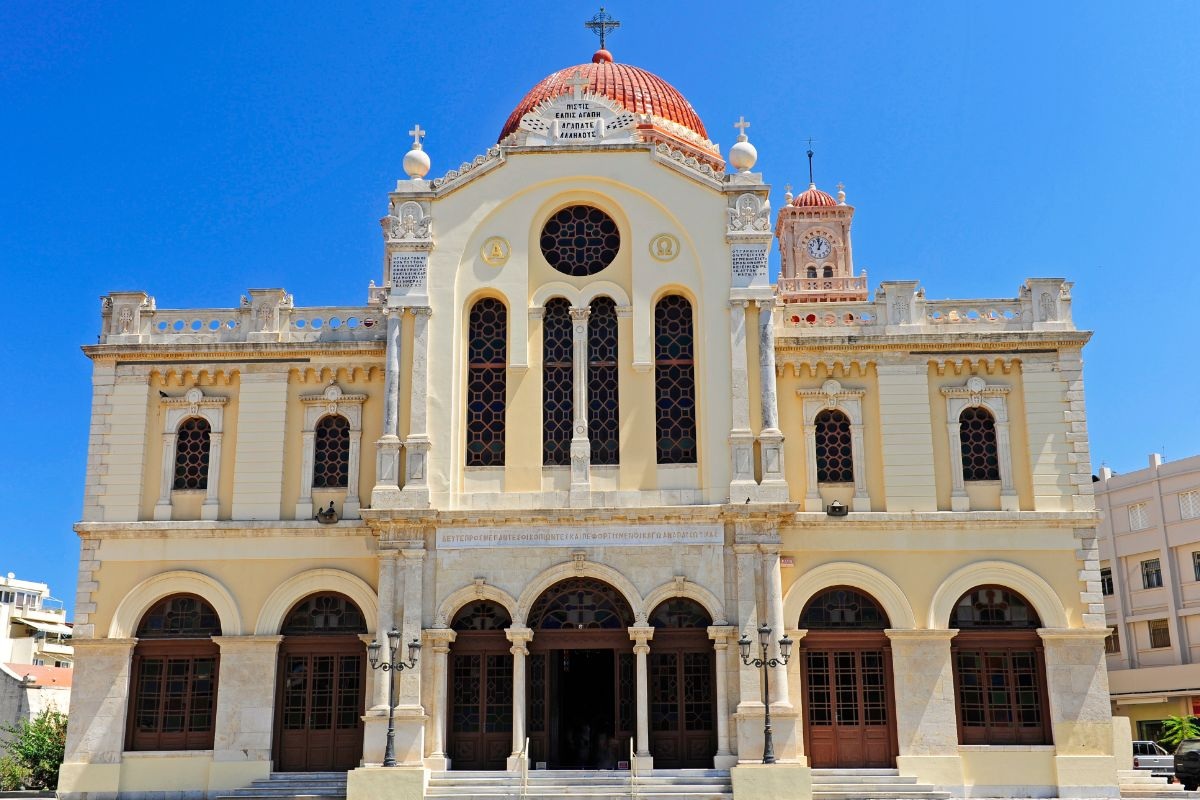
728,116,757,173
403,123,431,179
837,181,846,205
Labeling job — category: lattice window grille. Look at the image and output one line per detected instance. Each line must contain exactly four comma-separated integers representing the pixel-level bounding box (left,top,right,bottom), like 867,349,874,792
588,296,620,466
814,409,853,483
654,295,697,464
1129,502,1151,531
958,406,1000,482
173,417,211,490
312,415,350,488
1181,490,1200,520
542,298,573,466
466,298,507,467
540,205,620,277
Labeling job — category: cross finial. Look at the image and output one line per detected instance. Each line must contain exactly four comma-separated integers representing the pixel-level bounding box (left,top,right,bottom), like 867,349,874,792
409,124,425,150
584,6,621,51
805,138,816,185
734,116,750,141
566,70,590,101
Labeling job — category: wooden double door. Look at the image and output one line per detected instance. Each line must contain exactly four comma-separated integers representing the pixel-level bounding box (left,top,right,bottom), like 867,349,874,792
648,629,717,769
447,631,514,770
801,632,898,769
274,636,366,772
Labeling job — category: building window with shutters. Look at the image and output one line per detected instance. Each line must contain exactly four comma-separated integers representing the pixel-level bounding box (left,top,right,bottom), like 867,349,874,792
1193,552,1200,582
1129,502,1150,531
1100,567,1114,596
1141,558,1163,589
1181,490,1200,520
1148,618,1171,649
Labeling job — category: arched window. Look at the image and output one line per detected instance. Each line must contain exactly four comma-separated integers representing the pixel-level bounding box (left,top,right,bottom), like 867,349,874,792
799,587,889,629
466,298,507,467
822,266,834,278
806,266,817,279
648,597,712,629
814,409,853,483
312,414,350,488
527,578,635,630
959,406,999,481
654,295,697,464
950,586,1049,745
129,594,221,751
280,593,368,635
451,600,512,632
588,296,619,465
173,417,211,490
542,298,573,466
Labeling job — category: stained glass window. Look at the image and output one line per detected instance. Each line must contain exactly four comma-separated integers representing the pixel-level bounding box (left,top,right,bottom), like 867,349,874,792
540,205,620,276
814,409,853,483
799,588,889,629
527,578,634,630
467,298,507,467
312,414,350,488
959,406,999,481
173,417,211,490
451,600,512,631
281,593,368,635
654,295,697,464
950,586,1040,629
588,296,619,465
542,298,572,466
649,598,712,629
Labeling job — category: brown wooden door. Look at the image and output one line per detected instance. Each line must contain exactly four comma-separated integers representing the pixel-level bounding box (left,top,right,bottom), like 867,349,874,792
448,631,513,770
648,630,716,768
275,637,365,772
802,633,897,769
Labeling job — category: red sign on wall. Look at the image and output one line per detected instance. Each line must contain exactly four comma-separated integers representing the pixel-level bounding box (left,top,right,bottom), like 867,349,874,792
1192,697,1200,716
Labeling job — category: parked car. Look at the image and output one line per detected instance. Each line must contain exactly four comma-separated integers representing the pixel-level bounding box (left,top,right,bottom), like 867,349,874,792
1175,739,1200,791
1134,740,1176,776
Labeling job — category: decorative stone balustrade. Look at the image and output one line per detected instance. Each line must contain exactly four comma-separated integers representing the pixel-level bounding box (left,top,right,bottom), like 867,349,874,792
98,290,387,346
776,274,869,302
777,278,1076,336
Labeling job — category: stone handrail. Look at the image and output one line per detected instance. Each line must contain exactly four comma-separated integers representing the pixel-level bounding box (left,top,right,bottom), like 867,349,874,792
776,274,868,301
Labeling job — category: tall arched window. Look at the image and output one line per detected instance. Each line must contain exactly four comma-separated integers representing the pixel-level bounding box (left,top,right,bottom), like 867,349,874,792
588,297,619,465
542,298,573,466
128,594,221,751
173,417,211,490
654,295,697,464
814,409,853,483
959,406,999,481
312,414,350,488
466,298,507,467
950,586,1049,745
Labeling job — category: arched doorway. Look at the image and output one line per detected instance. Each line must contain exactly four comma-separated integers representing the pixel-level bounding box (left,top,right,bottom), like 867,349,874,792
447,600,513,770
274,592,368,772
647,598,716,768
799,587,898,769
526,577,635,769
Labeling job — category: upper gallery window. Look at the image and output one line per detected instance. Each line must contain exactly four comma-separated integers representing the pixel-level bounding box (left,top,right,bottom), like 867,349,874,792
958,406,999,482
173,417,212,490
542,298,573,466
540,205,620,276
466,298,508,467
312,414,350,488
814,409,853,483
588,296,620,466
654,295,698,464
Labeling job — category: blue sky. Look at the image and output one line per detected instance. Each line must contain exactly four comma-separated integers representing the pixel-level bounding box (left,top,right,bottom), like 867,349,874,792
2,2,1197,615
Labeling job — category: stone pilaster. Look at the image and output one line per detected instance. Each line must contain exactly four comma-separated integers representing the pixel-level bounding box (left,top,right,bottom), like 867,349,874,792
400,307,432,508
372,310,404,507
211,636,283,767
886,630,963,788
762,547,790,707
372,551,399,710
569,306,591,506
506,626,533,770
708,625,738,769
423,628,456,770
756,300,788,500
629,626,655,770
57,638,137,800
728,300,756,502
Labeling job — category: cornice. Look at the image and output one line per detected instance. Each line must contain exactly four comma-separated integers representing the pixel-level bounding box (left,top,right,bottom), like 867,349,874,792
83,341,385,363
783,510,1099,530
773,330,1092,354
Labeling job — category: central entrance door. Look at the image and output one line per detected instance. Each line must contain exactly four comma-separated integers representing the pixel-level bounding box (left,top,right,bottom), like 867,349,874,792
274,593,368,772
526,577,636,768
799,587,898,769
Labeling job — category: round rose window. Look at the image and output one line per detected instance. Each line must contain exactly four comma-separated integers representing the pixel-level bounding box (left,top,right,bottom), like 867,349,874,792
540,205,620,276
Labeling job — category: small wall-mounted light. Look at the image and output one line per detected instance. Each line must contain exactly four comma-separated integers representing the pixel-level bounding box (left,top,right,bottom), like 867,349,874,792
826,500,848,517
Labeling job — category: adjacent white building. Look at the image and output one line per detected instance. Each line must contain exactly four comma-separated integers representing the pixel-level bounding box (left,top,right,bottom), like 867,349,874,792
0,574,73,727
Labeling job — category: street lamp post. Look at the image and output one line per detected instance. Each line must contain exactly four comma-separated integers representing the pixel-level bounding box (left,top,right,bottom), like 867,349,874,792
738,623,793,764
367,627,421,768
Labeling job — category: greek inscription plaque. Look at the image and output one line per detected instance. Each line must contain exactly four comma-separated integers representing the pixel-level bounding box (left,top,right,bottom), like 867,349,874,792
731,244,768,286
390,253,427,291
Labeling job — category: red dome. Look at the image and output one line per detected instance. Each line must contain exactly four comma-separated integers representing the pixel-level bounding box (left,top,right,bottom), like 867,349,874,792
792,184,838,208
499,52,708,143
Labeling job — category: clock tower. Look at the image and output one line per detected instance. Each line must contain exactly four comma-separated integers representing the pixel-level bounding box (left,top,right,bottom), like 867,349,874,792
775,181,867,303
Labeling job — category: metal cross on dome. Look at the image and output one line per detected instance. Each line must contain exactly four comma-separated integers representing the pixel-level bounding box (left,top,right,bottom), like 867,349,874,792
585,7,621,50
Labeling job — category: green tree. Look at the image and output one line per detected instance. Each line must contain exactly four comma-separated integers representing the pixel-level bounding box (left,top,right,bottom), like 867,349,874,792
1159,714,1200,750
0,708,68,790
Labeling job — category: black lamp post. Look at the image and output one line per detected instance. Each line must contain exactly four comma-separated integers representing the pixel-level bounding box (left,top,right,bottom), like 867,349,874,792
367,627,421,767
738,623,793,764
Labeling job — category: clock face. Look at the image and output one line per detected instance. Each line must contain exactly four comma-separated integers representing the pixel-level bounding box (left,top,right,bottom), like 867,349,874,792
807,236,832,259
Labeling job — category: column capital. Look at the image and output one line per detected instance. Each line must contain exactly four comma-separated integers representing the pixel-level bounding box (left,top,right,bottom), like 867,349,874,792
1036,627,1111,642
400,548,426,562
69,637,138,652
504,625,534,645
211,635,284,651
707,625,739,643
569,306,591,320
628,625,655,646
885,629,957,642
423,628,457,652
410,306,433,318
730,298,749,309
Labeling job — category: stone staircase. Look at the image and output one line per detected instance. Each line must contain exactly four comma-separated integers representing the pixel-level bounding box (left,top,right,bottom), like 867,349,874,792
1119,769,1200,798
810,769,950,800
426,768,732,798
215,772,348,800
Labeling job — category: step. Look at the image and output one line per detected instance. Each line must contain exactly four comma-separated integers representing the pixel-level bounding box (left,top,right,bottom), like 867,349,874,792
813,793,950,800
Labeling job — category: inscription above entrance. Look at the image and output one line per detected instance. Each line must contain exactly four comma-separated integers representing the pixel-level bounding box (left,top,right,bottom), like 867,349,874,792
436,523,723,549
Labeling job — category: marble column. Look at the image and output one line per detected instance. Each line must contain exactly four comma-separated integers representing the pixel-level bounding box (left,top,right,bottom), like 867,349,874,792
629,626,655,769
372,551,399,710
212,636,283,766
401,307,432,507
569,306,591,505
708,625,738,769
372,309,403,506
423,628,456,770
762,547,790,706
885,629,959,781
506,626,533,770
728,300,756,500
756,300,788,497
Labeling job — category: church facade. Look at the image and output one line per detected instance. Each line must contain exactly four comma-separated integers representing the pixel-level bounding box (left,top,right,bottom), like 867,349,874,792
61,33,1119,800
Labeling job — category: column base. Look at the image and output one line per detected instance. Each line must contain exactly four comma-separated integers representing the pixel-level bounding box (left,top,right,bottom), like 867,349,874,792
425,754,450,771
951,494,970,511
714,753,738,770
154,502,172,521
633,754,654,771
1001,492,1019,511
730,763,811,800
752,481,790,503
362,710,427,767
803,495,822,512
729,479,758,504
201,500,219,520
347,765,427,800
343,499,361,519
371,483,404,508
733,706,801,764
506,753,526,771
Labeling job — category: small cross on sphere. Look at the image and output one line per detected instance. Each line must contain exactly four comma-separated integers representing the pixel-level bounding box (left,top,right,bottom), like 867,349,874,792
734,116,750,140
584,6,621,51
409,124,425,149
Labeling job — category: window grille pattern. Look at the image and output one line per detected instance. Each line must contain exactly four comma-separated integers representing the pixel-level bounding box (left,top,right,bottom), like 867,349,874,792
451,600,512,631
312,414,350,488
542,298,573,466
958,406,999,481
1129,502,1151,531
540,205,620,276
654,295,697,464
950,586,1041,628
954,648,1047,744
588,297,620,465
467,298,507,467
804,650,888,727
1100,567,1114,596
528,654,547,733
1149,618,1171,649
1105,628,1120,654
618,653,634,733
800,588,889,629
484,654,513,733
136,595,222,638
173,417,211,490
281,593,367,635
1181,490,1200,520
1141,559,1163,589
814,409,853,483
451,654,481,732
527,578,634,630
131,652,218,749
683,652,714,731
648,598,712,629
650,652,678,731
